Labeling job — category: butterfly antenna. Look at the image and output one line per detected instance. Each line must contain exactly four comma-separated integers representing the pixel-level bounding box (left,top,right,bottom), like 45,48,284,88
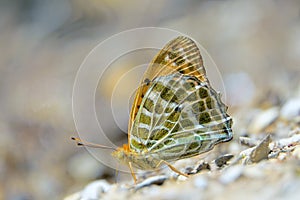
71,137,116,150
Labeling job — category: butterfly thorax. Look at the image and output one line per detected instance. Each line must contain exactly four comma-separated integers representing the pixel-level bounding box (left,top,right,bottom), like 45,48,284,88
111,144,161,170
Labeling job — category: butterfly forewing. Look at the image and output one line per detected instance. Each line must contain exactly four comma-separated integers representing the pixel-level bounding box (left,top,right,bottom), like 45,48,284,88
129,36,207,135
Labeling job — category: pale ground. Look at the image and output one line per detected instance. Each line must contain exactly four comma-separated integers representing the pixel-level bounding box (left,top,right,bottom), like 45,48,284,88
65,98,300,200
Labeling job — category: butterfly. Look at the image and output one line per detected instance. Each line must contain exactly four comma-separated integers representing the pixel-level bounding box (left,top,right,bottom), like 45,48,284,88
72,36,233,183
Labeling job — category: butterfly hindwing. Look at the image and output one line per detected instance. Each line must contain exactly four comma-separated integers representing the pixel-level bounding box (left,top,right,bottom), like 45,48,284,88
129,71,232,161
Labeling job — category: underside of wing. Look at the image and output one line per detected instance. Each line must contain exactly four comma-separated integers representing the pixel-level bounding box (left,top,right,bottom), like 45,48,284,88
129,72,233,158
128,36,207,138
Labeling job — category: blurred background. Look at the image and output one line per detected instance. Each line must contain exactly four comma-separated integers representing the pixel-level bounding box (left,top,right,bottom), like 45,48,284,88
0,0,299,199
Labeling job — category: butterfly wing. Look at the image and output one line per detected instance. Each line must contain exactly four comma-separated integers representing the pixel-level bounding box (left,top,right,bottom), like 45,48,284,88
130,72,232,158
128,36,207,136
128,36,232,157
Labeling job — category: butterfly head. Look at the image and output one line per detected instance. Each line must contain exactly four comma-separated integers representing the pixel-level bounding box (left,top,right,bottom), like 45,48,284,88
112,143,161,170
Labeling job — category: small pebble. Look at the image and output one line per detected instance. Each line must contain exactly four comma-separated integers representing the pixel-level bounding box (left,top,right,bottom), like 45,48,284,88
239,136,259,147
184,166,194,174
243,166,265,179
219,165,243,184
268,151,280,159
134,175,167,190
288,128,300,137
193,176,208,189
277,153,287,161
193,161,210,174
250,135,271,163
81,180,111,199
177,175,188,181
292,146,300,159
280,98,300,120
272,134,300,149
214,154,234,167
249,107,279,134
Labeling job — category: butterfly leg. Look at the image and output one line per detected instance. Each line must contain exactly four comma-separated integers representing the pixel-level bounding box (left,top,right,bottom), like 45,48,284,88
128,162,137,184
157,160,189,178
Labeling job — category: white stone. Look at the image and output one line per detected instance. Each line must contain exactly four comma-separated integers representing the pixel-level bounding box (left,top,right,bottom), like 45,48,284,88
249,107,279,133
81,180,111,200
280,98,300,120
219,165,243,184
193,176,208,189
